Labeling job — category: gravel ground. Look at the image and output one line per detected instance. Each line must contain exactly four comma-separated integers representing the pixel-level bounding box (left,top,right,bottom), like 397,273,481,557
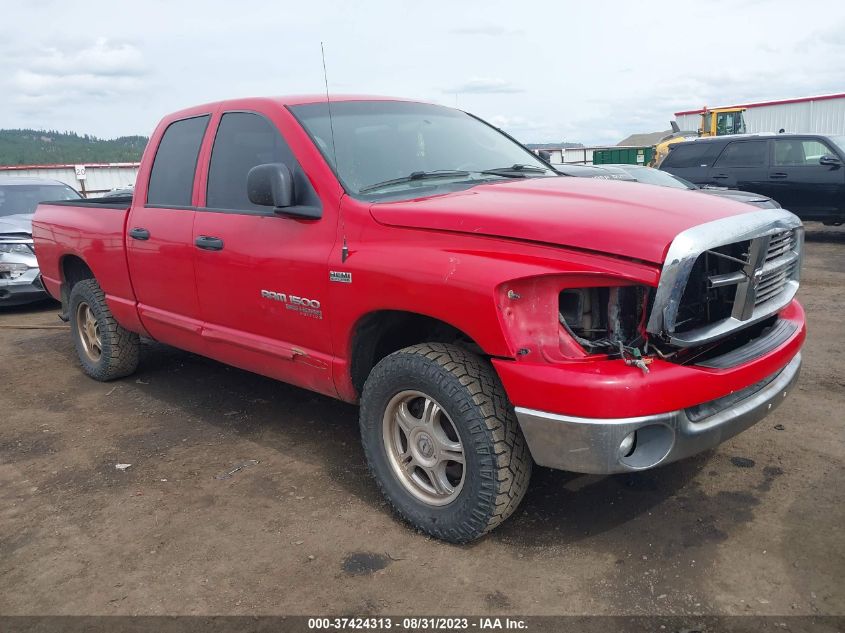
0,224,842,617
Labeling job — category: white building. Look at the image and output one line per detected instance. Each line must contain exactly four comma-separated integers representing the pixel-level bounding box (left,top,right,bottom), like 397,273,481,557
674,93,845,136
0,162,140,197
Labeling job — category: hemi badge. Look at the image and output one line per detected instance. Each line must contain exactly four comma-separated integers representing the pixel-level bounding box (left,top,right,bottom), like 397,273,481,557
330,271,352,284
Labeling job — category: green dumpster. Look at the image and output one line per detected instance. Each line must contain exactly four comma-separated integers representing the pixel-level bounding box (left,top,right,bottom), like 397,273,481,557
592,146,655,166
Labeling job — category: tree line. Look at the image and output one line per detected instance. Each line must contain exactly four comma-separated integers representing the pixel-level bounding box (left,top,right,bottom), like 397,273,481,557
0,129,148,165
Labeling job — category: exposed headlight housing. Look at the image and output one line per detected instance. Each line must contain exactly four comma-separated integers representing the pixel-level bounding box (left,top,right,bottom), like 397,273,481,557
498,277,651,362
558,286,650,354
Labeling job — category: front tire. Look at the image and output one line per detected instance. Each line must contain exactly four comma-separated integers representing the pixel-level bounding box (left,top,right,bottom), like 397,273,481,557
360,343,532,542
69,279,140,381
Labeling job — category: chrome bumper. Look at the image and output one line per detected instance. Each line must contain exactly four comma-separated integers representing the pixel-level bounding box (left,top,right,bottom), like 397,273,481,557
514,353,801,474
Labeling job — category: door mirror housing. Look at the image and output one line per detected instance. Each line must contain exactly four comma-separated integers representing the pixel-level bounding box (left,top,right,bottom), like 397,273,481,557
537,150,552,162
248,163,295,208
819,155,842,167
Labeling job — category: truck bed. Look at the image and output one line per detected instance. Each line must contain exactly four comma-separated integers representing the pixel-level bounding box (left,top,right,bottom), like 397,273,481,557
32,198,141,332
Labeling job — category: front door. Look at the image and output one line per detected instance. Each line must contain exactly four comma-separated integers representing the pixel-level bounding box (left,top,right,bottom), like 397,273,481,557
126,114,210,350
769,137,845,219
191,110,338,396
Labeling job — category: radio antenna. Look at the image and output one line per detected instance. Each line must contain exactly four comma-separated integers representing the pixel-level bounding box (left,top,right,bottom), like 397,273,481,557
321,42,348,262
320,42,339,173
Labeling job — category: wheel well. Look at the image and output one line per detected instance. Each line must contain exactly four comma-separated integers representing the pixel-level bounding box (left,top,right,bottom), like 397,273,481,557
349,310,484,396
60,256,94,307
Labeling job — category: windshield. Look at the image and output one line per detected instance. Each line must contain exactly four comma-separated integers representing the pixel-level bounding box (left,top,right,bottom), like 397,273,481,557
0,183,81,217
290,101,553,198
829,136,845,156
617,166,694,189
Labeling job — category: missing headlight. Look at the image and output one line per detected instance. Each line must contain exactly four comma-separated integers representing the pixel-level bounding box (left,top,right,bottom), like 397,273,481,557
559,286,648,354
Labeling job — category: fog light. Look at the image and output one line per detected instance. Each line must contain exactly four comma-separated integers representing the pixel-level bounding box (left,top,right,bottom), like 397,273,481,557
619,431,637,457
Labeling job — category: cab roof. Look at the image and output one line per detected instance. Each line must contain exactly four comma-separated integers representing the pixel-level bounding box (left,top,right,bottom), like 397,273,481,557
164,95,423,121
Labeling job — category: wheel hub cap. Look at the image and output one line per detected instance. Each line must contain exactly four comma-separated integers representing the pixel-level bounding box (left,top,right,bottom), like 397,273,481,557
416,433,435,459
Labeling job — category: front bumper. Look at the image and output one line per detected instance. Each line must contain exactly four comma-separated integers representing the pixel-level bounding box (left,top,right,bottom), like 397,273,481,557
515,353,801,474
0,267,48,306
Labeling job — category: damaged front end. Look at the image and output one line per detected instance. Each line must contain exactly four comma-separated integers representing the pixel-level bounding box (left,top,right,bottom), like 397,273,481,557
497,208,805,475
555,209,804,372
0,234,45,305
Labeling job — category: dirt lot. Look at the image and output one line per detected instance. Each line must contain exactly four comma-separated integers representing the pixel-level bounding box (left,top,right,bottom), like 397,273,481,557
0,225,843,617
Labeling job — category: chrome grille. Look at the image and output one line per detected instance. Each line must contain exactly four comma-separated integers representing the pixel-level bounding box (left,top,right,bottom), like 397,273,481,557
646,209,803,348
755,230,799,306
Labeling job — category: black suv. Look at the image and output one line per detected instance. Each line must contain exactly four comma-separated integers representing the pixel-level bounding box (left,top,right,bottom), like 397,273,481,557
659,134,845,224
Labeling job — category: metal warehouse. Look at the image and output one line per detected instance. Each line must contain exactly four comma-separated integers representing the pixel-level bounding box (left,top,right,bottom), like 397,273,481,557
0,162,139,197
674,93,845,135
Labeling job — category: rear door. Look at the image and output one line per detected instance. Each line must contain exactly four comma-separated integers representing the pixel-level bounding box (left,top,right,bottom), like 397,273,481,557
191,109,338,396
126,114,210,350
659,142,719,184
707,139,771,196
769,137,845,219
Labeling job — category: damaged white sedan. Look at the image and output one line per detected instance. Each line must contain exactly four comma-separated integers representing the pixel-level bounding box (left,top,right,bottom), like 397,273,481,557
0,178,81,306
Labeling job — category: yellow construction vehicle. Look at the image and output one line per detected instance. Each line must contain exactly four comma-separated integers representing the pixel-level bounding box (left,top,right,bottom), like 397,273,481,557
651,106,747,166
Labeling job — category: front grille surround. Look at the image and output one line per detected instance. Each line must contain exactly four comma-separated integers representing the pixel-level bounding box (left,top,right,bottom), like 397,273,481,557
647,209,803,348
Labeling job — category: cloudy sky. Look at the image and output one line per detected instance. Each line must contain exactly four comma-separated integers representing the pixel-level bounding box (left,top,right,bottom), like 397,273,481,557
1,0,843,145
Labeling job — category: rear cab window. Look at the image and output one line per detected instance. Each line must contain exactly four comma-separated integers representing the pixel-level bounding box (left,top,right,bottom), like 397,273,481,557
147,115,210,206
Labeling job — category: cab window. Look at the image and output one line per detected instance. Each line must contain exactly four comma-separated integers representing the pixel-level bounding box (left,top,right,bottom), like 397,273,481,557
773,139,836,166
713,141,767,168
206,112,297,211
147,115,209,206
715,111,745,136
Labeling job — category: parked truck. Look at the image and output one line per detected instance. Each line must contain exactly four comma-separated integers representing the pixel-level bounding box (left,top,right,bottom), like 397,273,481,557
33,96,806,542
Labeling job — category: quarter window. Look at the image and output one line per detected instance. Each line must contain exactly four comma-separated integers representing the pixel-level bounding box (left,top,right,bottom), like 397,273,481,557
714,141,767,168
773,139,836,166
206,112,296,211
662,143,714,169
147,115,209,206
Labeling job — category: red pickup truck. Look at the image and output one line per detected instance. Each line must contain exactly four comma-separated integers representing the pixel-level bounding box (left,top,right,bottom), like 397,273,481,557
33,96,805,542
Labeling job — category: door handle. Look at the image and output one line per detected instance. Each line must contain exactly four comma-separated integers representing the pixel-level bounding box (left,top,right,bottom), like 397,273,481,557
129,227,150,240
770,172,788,179
195,235,225,251
712,174,729,179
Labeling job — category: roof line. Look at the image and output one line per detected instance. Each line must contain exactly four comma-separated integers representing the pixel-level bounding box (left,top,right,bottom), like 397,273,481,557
674,92,845,117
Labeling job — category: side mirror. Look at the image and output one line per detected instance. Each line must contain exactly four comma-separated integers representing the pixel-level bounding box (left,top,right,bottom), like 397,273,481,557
819,155,842,167
247,163,295,208
538,150,552,162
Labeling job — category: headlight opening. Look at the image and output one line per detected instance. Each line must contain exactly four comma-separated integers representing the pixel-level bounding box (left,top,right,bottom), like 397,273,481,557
558,286,650,356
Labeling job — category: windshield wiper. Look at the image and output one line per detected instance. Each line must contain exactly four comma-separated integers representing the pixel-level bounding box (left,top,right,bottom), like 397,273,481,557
359,170,470,193
479,164,550,178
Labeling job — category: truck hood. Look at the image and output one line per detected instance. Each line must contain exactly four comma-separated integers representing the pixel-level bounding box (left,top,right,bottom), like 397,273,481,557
369,177,759,264
0,213,34,237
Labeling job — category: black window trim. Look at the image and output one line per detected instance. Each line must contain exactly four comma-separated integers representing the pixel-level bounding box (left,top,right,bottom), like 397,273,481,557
145,113,211,207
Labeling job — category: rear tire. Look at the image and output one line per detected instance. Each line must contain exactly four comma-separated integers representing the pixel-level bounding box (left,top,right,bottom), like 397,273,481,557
69,279,140,381
360,343,532,543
